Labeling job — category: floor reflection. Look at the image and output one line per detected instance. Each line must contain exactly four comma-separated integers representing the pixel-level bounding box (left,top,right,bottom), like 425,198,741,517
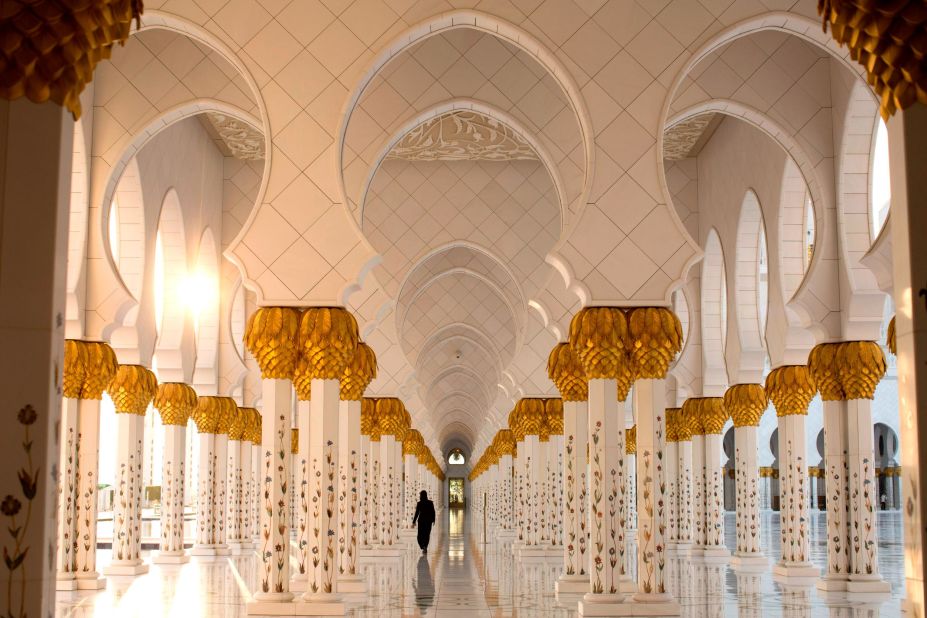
56,510,906,617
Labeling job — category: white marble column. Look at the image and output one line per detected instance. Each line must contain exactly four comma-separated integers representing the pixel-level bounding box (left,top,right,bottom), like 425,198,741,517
191,422,218,555
497,436,516,539
687,400,707,556
725,384,768,570
580,378,623,610
699,398,730,562
401,450,418,536
379,434,399,548
291,396,311,592
664,409,680,551
56,394,80,590
338,398,365,592
104,365,157,576
765,366,817,584
557,399,589,593
674,434,694,552
251,427,262,546
238,410,256,552
549,431,564,550
151,382,196,565
213,404,231,556
523,431,542,549
359,398,376,550
302,378,342,609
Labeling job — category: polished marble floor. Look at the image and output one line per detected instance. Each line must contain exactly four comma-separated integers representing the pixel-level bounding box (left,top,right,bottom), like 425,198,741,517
56,509,906,617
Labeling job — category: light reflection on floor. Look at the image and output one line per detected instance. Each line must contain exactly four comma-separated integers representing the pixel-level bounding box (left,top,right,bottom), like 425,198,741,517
55,510,906,617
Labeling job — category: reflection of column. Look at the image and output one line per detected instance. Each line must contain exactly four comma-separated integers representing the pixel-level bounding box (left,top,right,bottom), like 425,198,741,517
104,365,157,576
338,343,374,593
734,569,764,618
698,397,730,561
810,343,890,594
71,342,119,590
244,306,300,608
152,383,197,564
551,339,589,593
725,384,768,569
766,366,817,583
626,307,681,612
570,307,629,615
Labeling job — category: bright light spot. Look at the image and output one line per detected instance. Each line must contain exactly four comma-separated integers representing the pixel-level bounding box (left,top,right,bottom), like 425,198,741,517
179,270,217,332
871,119,891,239
155,231,164,335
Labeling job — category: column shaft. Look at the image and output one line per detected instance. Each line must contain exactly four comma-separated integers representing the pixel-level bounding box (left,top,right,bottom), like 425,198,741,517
106,413,147,574
337,399,363,590
733,426,761,557
56,397,80,589
239,439,254,549
846,398,887,588
821,400,850,587
293,399,311,588
676,440,694,547
194,432,217,550
703,434,727,556
379,436,398,546
155,425,188,561
665,440,678,548
358,435,371,549
691,435,706,550
226,439,244,548
214,433,229,552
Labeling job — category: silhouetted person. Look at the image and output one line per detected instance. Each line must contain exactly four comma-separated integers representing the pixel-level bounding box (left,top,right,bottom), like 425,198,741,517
412,490,436,553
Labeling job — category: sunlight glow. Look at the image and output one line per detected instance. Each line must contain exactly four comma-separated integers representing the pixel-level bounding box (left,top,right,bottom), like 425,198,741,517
179,270,218,333
871,119,891,239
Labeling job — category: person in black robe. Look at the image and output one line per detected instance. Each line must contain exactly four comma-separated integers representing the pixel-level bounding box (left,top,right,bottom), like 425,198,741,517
412,490,436,553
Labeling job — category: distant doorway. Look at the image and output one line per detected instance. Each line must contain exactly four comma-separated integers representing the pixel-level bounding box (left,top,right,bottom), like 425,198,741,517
449,477,465,507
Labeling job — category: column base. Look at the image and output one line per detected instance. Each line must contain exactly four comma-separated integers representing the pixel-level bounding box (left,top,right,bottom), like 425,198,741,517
627,592,681,616
190,544,220,556
691,547,730,564
846,575,892,601
556,574,590,595
578,593,625,617
290,576,307,592
730,554,769,572
152,551,190,565
247,593,295,614
398,528,417,538
358,546,402,560
666,542,692,556
230,543,255,555
103,561,149,576
56,574,78,591
773,563,819,586
816,574,849,594
75,573,107,590
518,545,562,559
497,529,517,540
336,574,367,594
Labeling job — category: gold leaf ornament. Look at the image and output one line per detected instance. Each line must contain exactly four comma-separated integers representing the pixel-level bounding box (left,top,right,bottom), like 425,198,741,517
226,402,248,440
291,428,299,454
547,342,588,401
723,384,767,428
836,341,886,400
63,339,88,399
107,364,157,415
808,344,842,400
244,307,301,380
152,383,197,426
627,307,683,380
681,399,704,436
494,429,517,456
625,426,637,454
215,397,238,435
766,365,816,416
545,398,564,435
403,429,424,456
699,397,727,434
665,408,683,442
297,307,359,381
340,342,377,401
569,308,631,394
375,397,405,438
508,407,525,442
516,398,546,436
241,408,261,443
191,396,223,434
81,341,119,399
361,398,380,441
0,0,143,119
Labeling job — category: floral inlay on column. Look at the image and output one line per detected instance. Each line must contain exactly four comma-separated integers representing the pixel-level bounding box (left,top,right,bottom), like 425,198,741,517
724,384,767,566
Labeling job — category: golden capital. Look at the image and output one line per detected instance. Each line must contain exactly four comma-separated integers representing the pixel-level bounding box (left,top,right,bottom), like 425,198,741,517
680,399,701,437
818,0,927,119
227,403,248,440
245,307,301,380
214,397,238,435
547,343,588,401
766,365,816,415
545,398,564,436
625,426,637,454
291,428,299,454
0,1,143,119
63,339,88,399
403,429,424,455
241,408,261,443
153,383,198,427
627,307,683,379
375,397,406,438
837,341,886,400
887,316,896,356
569,308,632,391
108,365,157,415
340,342,377,401
665,408,682,442
297,307,359,381
191,396,223,434
808,344,842,400
516,398,546,436
699,398,728,434
724,384,767,428
78,341,119,400
495,429,516,456
361,398,380,441
508,407,525,442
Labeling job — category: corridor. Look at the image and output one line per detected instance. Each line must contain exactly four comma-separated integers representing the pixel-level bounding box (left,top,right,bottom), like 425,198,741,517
56,509,904,617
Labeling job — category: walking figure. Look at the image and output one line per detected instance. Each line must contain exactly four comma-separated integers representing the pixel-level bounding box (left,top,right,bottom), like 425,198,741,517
412,490,436,553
